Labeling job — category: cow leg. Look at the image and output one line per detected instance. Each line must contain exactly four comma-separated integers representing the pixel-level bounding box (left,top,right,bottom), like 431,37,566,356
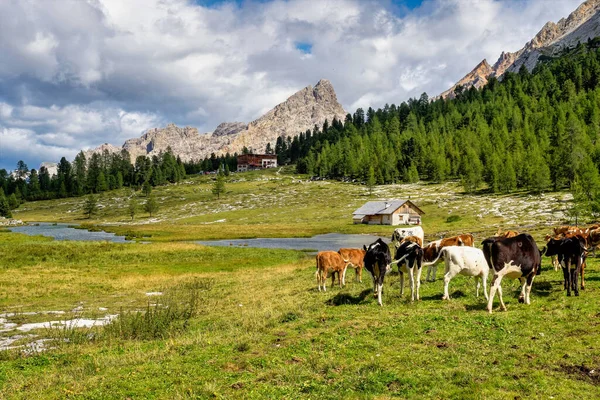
415,264,422,301
482,269,489,301
331,271,336,289
372,275,377,298
562,265,569,294
565,261,572,296
525,274,535,305
497,283,507,311
426,265,433,282
357,266,362,283
572,267,579,297
342,266,347,286
487,274,506,313
580,259,585,290
408,266,415,302
430,265,438,282
399,271,405,296
442,268,458,300
518,277,527,303
377,280,383,306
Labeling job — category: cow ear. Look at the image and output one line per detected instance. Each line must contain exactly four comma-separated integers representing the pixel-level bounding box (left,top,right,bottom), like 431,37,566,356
363,245,367,251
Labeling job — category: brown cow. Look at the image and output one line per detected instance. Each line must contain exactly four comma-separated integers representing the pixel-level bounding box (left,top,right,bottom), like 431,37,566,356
544,234,561,271
553,225,577,236
423,234,473,281
338,248,366,284
399,235,423,247
588,228,600,256
546,228,591,289
496,228,519,238
315,251,349,292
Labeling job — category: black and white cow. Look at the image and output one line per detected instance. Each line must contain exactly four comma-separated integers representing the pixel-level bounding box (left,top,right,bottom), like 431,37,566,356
391,226,424,249
363,238,393,306
544,237,586,296
483,234,541,313
393,240,424,302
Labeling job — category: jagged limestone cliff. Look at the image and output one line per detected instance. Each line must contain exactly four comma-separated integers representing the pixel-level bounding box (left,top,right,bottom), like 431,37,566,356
440,0,600,99
84,79,346,162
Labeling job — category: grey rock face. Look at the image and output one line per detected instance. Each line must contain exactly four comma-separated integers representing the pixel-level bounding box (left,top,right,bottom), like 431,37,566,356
83,79,347,163
211,122,247,137
440,0,600,99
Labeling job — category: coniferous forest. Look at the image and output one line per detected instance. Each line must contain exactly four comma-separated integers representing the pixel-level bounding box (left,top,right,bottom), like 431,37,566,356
3,41,600,218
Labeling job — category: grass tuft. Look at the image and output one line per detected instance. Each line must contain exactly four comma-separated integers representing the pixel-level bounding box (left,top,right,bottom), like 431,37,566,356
103,278,211,341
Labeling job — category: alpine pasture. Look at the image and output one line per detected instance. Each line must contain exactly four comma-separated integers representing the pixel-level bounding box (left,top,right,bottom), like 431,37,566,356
1,168,599,399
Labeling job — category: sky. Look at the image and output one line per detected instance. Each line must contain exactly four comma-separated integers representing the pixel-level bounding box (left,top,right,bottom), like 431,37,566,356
0,0,586,170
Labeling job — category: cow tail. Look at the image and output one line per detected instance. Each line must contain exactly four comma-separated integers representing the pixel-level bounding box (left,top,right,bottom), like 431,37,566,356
423,247,444,266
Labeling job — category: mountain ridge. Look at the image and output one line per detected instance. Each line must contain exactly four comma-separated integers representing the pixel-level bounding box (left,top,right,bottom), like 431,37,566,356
84,79,347,163
440,0,600,99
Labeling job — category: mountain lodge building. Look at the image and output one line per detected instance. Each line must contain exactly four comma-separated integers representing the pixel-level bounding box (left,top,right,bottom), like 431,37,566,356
236,154,278,172
352,200,424,225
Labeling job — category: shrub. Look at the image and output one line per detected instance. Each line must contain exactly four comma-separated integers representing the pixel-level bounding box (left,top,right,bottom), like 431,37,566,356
446,215,461,223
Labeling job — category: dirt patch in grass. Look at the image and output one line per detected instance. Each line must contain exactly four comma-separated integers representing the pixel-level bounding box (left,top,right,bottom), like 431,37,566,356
560,364,600,385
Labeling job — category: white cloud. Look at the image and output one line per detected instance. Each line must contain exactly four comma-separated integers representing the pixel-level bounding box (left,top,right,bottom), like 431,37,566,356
0,0,587,169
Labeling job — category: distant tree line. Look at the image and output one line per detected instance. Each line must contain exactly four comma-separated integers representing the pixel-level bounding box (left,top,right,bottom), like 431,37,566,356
183,152,237,175
271,41,600,216
0,148,186,215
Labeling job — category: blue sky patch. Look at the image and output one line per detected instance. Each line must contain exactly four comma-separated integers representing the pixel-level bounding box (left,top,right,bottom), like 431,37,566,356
295,42,312,54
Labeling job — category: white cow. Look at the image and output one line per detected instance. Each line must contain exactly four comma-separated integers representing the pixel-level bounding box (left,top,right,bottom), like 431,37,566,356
391,226,424,249
426,245,489,300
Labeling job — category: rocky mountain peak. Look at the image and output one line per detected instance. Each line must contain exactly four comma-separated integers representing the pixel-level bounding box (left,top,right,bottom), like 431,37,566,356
82,79,346,163
438,59,493,99
440,0,600,99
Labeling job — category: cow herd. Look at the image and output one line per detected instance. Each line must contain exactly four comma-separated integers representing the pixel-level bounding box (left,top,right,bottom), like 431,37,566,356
314,225,598,313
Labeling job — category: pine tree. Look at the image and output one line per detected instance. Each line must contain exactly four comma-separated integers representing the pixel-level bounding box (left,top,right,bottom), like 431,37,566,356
460,148,483,193
8,193,19,210
498,155,517,193
0,189,12,218
144,194,159,217
212,166,226,199
142,181,152,197
83,195,98,219
128,198,138,221
367,166,375,195
96,171,108,192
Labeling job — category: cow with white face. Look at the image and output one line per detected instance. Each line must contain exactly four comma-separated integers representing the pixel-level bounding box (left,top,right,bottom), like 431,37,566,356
391,226,424,250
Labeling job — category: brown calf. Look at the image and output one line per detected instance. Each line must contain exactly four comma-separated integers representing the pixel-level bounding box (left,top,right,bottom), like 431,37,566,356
423,234,472,281
399,235,423,247
315,251,349,292
496,229,519,238
338,248,366,284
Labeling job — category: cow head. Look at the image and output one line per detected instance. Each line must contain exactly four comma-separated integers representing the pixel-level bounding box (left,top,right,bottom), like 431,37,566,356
544,238,563,257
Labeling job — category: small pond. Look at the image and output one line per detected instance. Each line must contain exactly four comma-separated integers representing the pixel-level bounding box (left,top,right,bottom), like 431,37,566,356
7,223,129,243
196,233,389,253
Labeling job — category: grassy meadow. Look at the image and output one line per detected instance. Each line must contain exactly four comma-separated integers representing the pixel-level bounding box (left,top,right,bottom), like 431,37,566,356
2,169,599,399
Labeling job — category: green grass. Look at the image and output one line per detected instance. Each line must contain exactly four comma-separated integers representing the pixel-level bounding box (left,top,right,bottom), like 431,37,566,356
2,171,597,398
0,231,599,398
13,170,574,244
